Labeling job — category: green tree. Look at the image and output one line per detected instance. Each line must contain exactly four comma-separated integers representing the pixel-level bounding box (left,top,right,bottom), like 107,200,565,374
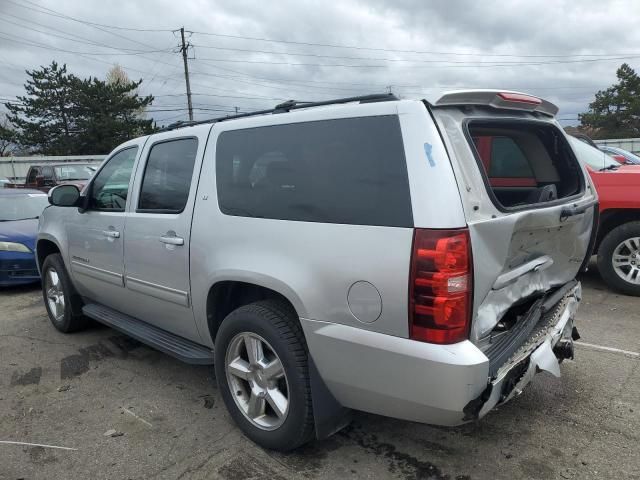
0,115,18,156
580,63,640,139
4,61,156,155
74,75,155,153
5,62,78,155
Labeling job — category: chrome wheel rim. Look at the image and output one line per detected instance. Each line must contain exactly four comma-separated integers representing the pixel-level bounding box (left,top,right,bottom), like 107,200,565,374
225,332,289,430
44,267,65,321
612,237,640,284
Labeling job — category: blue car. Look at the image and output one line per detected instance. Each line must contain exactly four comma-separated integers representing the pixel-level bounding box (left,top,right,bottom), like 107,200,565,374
0,189,50,286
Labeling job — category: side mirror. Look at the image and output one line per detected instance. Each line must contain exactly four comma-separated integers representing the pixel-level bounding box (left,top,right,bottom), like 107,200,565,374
49,184,80,207
35,175,45,187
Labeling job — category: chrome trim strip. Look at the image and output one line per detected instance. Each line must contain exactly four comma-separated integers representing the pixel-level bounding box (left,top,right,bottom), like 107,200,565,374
71,260,124,287
125,276,190,307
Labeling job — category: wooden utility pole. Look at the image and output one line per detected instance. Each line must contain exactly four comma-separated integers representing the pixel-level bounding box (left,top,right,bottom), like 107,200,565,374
179,27,194,121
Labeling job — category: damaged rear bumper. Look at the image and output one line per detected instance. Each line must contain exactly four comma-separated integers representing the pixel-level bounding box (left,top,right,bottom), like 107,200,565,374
301,280,581,427
464,281,582,421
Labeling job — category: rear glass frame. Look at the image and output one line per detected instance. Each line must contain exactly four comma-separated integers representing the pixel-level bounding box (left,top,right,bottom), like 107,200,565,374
463,118,585,213
214,115,413,227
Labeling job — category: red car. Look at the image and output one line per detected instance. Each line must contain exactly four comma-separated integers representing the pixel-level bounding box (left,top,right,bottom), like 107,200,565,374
6,163,95,193
569,137,640,295
473,133,640,295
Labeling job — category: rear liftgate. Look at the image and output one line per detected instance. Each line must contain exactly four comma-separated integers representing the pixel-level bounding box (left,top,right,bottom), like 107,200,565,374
430,91,598,417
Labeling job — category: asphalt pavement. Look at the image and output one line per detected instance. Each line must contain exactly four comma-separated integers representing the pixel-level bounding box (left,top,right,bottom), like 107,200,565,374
0,264,638,479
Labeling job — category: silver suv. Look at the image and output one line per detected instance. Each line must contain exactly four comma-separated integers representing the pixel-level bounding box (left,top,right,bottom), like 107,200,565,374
38,92,597,451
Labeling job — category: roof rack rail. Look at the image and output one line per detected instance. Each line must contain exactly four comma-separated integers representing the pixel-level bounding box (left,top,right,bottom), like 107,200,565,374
159,93,398,132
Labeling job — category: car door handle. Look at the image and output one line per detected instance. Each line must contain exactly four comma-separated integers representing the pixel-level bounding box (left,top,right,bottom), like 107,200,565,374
102,230,120,238
159,235,184,246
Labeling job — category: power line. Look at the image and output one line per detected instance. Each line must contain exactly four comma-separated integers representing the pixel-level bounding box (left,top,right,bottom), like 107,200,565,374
10,0,164,50
15,0,172,33
188,30,640,59
191,42,640,65
0,12,165,53
0,33,171,56
193,54,640,69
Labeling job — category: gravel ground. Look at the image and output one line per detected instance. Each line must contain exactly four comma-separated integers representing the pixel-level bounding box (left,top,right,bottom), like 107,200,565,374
0,265,638,480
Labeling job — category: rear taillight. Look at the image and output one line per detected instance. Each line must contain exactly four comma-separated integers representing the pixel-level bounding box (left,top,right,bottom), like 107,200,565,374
409,228,472,344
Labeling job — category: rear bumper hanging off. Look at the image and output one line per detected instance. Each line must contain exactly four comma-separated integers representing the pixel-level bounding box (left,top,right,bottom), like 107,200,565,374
464,281,581,420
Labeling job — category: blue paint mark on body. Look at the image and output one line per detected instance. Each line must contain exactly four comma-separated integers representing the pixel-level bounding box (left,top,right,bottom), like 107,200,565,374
424,143,436,167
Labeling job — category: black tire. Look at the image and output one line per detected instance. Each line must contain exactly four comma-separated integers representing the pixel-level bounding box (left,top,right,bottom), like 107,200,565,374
41,254,87,332
214,300,315,451
597,221,640,296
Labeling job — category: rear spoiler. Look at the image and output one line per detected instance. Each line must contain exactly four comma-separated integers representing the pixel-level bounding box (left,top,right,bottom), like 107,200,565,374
433,90,559,117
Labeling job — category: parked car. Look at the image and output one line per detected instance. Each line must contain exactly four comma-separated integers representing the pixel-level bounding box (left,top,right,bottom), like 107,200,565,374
568,137,640,295
0,189,49,286
598,145,640,165
37,92,597,451
0,178,11,188
7,163,96,193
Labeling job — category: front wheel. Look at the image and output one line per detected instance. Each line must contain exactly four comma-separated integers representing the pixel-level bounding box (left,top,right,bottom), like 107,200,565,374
41,254,87,332
597,221,640,296
214,300,315,451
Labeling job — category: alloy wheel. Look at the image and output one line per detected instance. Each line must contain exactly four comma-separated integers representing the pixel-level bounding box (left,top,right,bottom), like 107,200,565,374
225,332,289,430
44,267,66,321
612,237,640,284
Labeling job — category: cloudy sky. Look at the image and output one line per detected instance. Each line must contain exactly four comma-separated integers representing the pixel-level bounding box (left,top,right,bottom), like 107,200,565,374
1,0,639,129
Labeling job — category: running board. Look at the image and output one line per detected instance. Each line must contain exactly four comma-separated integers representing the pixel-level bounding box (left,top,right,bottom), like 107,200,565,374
82,304,214,365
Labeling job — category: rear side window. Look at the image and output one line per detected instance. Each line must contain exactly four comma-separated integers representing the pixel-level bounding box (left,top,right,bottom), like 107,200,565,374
468,121,582,209
138,138,198,213
216,116,412,227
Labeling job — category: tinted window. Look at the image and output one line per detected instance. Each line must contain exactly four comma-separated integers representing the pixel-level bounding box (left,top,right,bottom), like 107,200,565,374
55,164,93,180
216,116,412,227
27,168,39,183
138,138,198,212
489,137,534,178
41,166,54,180
90,147,138,211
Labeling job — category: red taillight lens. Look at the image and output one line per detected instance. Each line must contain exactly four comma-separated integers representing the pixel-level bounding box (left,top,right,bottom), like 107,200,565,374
497,92,542,105
409,228,472,344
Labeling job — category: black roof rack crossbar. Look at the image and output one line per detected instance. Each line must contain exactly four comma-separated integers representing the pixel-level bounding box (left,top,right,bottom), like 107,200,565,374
159,93,397,132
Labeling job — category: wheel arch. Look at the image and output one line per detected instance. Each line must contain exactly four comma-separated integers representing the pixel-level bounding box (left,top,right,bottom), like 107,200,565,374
595,209,640,253
204,276,351,439
36,236,62,273
205,279,304,345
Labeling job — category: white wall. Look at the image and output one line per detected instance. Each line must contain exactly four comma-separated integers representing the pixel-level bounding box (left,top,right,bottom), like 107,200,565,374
593,138,640,154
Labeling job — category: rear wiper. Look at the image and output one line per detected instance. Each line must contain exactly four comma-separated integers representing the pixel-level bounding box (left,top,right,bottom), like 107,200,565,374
599,164,620,171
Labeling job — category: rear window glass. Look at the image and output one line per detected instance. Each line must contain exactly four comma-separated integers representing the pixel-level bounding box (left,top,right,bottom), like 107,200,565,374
215,116,412,227
468,121,582,209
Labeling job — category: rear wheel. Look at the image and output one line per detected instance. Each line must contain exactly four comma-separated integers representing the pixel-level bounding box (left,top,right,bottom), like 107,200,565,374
597,221,640,296
41,254,87,332
214,300,314,451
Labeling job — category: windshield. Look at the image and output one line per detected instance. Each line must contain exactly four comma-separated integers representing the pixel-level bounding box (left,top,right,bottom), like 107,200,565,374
54,164,94,181
604,147,640,164
569,137,620,170
0,193,49,221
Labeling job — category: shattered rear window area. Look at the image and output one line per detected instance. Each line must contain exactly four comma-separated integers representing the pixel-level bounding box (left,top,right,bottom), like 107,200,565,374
468,121,583,209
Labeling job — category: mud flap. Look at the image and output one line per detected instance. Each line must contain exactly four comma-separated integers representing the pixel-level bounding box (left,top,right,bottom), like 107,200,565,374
308,356,353,440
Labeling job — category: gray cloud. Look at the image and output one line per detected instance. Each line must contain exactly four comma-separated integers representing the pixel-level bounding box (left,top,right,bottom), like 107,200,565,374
1,0,639,128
